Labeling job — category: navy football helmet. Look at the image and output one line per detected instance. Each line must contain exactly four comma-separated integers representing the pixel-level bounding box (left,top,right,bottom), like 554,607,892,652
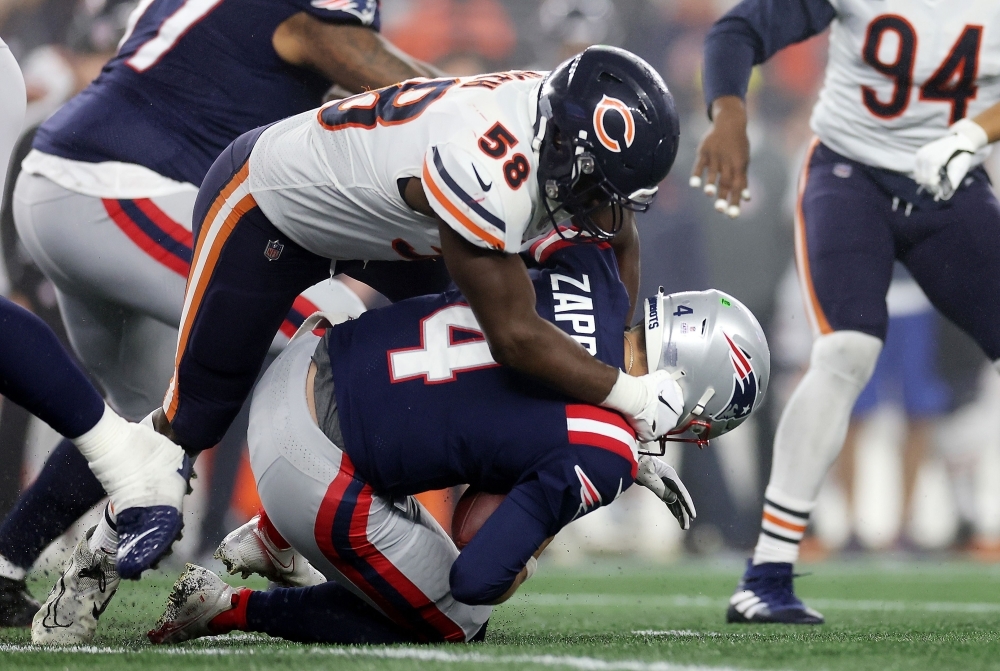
533,46,680,239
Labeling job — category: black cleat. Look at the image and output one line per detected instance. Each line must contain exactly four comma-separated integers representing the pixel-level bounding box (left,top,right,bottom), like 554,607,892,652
0,575,41,627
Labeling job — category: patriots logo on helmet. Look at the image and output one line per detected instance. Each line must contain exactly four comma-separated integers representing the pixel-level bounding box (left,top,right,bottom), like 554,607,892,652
309,0,377,24
715,333,757,422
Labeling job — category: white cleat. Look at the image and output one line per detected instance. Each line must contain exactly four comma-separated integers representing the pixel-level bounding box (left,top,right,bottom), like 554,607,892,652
214,515,325,587
147,564,234,644
32,528,119,646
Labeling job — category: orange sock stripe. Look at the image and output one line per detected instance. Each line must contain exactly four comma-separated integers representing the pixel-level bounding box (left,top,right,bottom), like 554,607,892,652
763,511,807,534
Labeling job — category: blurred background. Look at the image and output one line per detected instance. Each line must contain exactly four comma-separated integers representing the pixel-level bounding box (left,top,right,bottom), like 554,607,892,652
2,0,1000,573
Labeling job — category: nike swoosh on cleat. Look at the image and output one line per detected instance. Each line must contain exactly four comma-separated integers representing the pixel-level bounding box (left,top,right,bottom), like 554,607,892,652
42,579,72,629
92,587,117,619
472,164,492,192
263,545,294,572
119,527,160,558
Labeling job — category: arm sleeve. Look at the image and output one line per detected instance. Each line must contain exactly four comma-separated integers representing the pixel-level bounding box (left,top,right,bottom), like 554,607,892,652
702,0,836,113
450,485,551,605
293,0,381,28
450,449,634,605
422,142,518,253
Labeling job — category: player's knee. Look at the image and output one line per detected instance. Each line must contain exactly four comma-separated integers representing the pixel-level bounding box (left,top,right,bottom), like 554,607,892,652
449,561,503,606
809,330,882,389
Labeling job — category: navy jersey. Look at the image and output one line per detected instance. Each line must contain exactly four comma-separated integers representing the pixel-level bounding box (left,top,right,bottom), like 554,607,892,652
33,0,380,186
326,231,635,602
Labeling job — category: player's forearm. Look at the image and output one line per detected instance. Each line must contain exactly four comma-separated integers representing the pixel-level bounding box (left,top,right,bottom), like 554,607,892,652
970,102,1000,144
440,223,620,403
484,313,619,404
451,495,552,606
274,17,440,93
702,0,835,117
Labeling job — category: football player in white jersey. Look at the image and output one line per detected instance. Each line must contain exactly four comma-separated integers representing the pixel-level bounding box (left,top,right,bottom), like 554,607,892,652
692,0,1000,624
142,47,683,565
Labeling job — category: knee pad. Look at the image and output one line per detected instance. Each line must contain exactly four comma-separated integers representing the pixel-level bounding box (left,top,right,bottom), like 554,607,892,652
809,330,883,389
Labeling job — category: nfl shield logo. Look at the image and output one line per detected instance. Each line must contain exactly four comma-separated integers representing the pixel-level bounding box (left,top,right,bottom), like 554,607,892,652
264,240,284,261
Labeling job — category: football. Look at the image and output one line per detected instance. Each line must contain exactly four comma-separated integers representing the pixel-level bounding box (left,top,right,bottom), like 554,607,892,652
451,488,506,549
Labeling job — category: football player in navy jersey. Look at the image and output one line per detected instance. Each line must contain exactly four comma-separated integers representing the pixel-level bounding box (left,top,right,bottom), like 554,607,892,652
6,0,447,643
147,232,770,645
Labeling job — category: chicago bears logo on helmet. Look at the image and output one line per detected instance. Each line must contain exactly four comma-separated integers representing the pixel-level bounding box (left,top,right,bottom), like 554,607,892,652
592,95,635,153
715,333,758,422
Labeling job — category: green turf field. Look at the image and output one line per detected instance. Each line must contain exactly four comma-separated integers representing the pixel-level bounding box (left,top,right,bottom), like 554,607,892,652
2,559,999,670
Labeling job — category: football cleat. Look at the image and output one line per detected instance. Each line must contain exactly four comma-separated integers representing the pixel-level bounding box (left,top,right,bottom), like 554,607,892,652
32,527,120,645
148,564,236,644
0,575,41,628
726,560,824,625
214,515,325,587
116,453,193,580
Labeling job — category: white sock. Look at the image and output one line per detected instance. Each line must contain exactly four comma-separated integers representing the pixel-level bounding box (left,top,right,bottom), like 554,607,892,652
88,504,119,555
753,487,815,565
753,331,881,565
0,554,25,581
72,403,133,471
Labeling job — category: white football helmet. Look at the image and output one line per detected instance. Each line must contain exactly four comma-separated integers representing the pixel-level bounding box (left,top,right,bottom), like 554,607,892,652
641,288,769,452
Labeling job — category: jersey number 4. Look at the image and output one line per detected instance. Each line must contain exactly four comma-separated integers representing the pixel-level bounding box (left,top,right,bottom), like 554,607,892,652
388,304,499,384
862,16,982,123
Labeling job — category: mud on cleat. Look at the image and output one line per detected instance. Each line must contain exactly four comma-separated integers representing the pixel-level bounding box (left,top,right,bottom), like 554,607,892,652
215,514,325,587
148,564,242,644
0,575,41,628
116,452,193,580
32,526,120,645
727,560,824,624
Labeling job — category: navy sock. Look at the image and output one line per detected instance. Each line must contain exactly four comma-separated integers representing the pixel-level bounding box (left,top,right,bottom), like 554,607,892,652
245,582,419,644
0,297,104,439
0,439,106,569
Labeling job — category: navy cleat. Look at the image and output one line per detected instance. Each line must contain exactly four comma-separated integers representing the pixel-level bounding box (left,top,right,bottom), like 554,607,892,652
0,575,41,627
726,560,824,624
116,454,193,580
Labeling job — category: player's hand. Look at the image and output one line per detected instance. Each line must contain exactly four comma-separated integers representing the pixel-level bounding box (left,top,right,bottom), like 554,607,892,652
635,455,696,530
628,370,684,442
913,119,988,201
690,96,751,219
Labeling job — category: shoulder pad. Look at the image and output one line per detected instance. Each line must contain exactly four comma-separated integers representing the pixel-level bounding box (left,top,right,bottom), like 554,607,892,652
422,142,526,252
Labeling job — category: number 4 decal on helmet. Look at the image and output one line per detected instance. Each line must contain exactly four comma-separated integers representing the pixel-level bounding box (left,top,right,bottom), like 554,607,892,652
673,305,693,317
388,304,499,384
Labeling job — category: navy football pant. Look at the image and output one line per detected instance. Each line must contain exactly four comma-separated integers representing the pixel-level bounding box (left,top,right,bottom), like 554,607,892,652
796,140,1000,360
165,128,450,452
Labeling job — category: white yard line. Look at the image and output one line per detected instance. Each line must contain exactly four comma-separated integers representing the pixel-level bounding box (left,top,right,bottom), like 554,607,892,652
514,593,1000,614
0,643,762,671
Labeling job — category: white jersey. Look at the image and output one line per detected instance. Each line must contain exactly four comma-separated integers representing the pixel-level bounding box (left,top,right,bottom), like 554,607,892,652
811,0,1000,174
0,38,26,204
248,72,556,262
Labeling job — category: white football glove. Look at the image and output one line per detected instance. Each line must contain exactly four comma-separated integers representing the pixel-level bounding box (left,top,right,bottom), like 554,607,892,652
635,455,696,530
601,369,684,442
913,119,988,201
